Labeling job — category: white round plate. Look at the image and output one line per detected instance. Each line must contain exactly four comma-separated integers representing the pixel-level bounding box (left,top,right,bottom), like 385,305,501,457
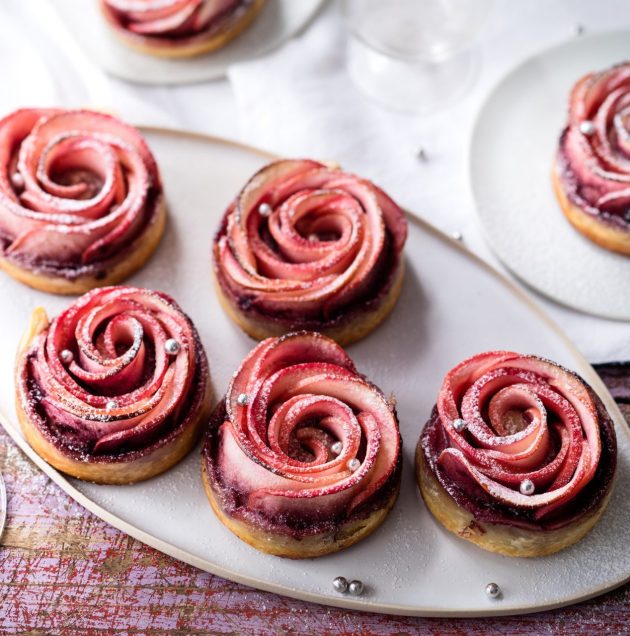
470,31,630,320
0,130,629,617
50,0,325,84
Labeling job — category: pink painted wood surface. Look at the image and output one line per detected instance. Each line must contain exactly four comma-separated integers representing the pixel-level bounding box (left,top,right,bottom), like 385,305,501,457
0,406,628,634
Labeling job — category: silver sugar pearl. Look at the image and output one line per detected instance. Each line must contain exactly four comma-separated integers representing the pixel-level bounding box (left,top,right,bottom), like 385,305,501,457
452,231,463,242
258,202,272,217
348,580,364,596
164,338,180,355
11,172,24,189
237,393,249,406
332,576,349,593
59,349,73,364
416,146,428,161
347,458,360,472
331,441,342,455
519,479,535,495
579,120,595,136
485,582,502,599
453,418,467,432
105,400,117,411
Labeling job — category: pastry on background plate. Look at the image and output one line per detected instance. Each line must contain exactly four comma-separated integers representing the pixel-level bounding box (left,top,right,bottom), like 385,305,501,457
0,108,166,294
553,61,630,255
213,159,408,346
202,331,402,558
100,0,266,58
15,286,211,484
416,351,617,557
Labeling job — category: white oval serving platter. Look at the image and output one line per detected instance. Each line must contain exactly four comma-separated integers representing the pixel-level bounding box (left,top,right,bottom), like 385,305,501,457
49,0,325,84
0,129,629,617
470,30,630,320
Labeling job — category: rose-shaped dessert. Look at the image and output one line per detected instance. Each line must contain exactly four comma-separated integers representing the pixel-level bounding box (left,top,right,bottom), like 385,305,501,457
202,331,401,558
213,159,408,346
416,351,617,557
100,0,266,58
0,108,165,294
15,286,211,484
553,62,630,254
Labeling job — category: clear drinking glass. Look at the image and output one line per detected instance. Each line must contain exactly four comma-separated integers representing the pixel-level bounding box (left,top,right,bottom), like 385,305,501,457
342,0,493,114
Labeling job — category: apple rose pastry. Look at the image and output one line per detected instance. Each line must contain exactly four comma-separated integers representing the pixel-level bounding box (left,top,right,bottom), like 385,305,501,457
0,108,166,294
553,62,630,254
100,0,266,59
15,286,211,484
213,159,408,346
416,351,617,557
202,331,402,558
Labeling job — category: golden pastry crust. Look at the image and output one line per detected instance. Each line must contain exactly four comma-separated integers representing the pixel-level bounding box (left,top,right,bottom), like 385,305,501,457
214,260,405,347
103,0,266,59
0,197,166,295
202,460,400,558
552,163,630,256
15,303,211,485
415,442,612,558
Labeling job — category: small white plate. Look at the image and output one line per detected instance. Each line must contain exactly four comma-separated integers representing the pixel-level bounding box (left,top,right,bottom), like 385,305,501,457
470,31,630,320
1,130,629,617
50,0,325,84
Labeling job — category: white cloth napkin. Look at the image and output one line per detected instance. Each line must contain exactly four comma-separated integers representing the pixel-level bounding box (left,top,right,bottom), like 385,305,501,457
228,1,630,363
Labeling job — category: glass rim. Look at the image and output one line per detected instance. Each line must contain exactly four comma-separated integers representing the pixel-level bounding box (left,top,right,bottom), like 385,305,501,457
340,3,435,62
340,0,492,63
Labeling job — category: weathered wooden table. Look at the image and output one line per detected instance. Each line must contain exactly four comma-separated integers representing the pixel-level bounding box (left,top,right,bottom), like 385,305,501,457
1,370,629,634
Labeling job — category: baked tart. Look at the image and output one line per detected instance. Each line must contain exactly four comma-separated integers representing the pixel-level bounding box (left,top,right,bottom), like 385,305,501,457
553,62,630,254
213,159,408,346
203,331,402,558
100,0,266,58
416,351,617,557
0,108,165,294
15,285,211,484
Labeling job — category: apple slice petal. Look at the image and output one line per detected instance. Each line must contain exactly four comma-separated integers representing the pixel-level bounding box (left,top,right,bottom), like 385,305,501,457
214,158,407,321
213,332,401,521
431,351,607,520
0,108,161,268
17,286,203,455
559,62,630,222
